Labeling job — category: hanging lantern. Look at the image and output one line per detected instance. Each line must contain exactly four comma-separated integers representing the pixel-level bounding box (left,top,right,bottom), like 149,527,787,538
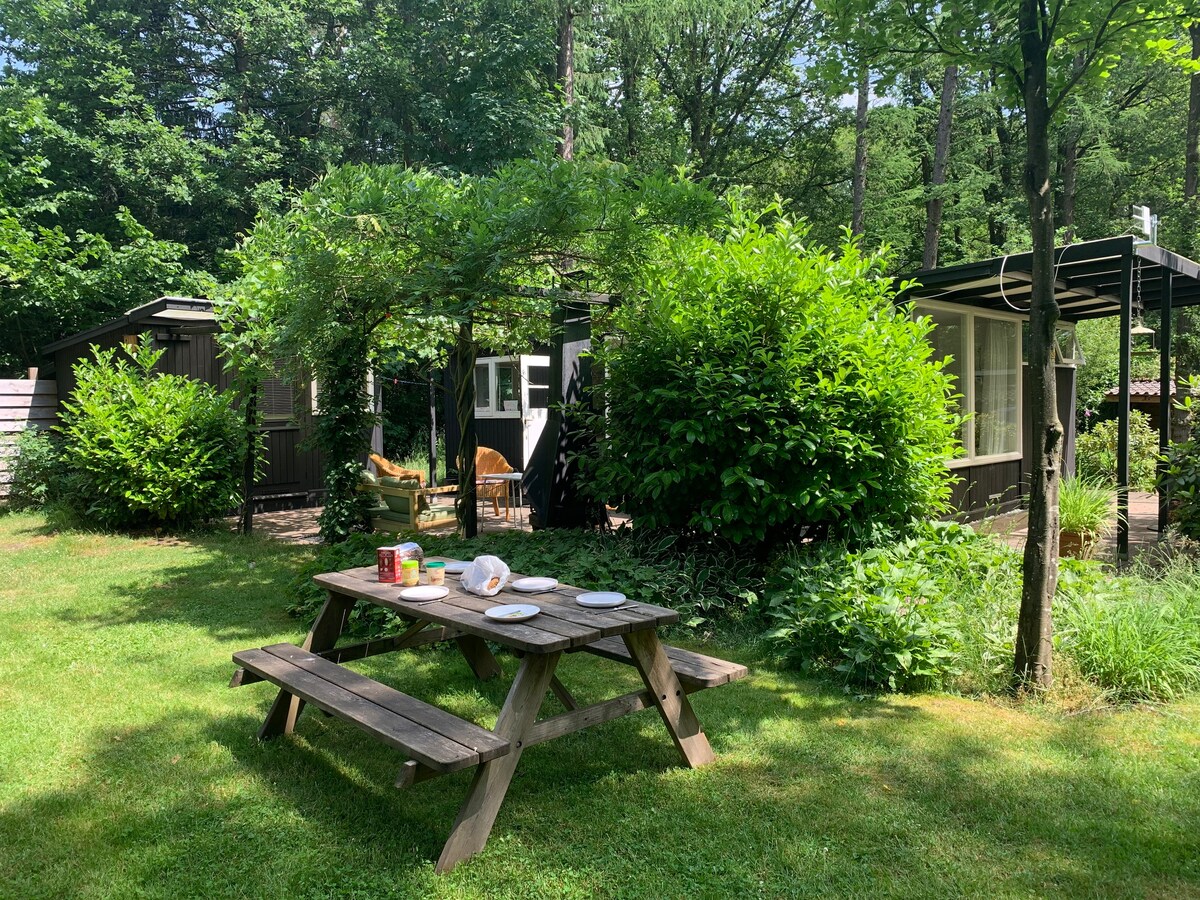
1131,317,1156,354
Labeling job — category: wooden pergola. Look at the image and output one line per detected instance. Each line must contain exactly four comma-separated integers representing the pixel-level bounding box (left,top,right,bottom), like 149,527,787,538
901,235,1200,557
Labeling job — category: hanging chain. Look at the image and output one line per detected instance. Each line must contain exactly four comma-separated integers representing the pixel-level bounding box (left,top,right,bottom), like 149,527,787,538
1135,255,1144,321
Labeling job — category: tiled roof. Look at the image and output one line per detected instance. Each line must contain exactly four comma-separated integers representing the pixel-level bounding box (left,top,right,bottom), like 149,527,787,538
1103,379,1175,400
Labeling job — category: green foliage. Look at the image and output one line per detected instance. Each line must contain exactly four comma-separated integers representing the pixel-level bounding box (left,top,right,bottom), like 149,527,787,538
1058,477,1114,538
763,522,1017,692
58,342,244,529
584,214,960,545
1076,411,1159,492
289,528,762,636
1158,377,1200,539
2,427,62,510
232,159,720,540
1058,570,1200,703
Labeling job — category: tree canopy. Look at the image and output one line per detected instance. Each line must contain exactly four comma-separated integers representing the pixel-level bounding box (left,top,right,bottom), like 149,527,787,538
4,0,1197,375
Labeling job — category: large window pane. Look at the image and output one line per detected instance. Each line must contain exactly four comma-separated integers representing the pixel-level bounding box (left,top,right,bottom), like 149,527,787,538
974,317,1019,456
496,360,520,411
474,365,492,411
923,307,968,456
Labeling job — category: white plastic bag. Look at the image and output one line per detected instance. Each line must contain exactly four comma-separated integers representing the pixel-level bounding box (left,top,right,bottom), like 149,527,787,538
461,555,510,597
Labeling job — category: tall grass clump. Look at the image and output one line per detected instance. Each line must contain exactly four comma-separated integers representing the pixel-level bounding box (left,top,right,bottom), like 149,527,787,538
1058,561,1200,702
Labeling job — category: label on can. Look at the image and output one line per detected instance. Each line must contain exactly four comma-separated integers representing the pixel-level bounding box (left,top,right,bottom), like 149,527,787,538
377,546,398,583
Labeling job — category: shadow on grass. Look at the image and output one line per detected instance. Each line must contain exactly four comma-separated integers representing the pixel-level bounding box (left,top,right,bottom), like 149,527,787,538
54,529,316,644
7,641,1196,899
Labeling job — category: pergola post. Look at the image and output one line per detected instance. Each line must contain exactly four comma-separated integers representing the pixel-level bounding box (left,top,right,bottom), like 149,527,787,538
1158,272,1173,536
1117,250,1134,560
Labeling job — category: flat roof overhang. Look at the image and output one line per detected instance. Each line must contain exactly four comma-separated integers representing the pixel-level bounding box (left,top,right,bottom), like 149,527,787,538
897,236,1200,321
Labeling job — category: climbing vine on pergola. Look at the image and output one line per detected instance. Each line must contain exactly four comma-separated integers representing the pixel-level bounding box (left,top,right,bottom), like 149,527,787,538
228,157,721,542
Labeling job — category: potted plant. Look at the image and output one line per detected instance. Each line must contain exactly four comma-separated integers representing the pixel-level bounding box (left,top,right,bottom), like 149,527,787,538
1058,477,1113,559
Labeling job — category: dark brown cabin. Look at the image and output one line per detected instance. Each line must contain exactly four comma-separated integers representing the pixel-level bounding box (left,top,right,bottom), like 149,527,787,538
42,297,325,511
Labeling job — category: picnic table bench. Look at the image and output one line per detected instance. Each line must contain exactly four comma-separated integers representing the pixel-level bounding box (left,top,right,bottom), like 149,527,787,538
230,559,747,873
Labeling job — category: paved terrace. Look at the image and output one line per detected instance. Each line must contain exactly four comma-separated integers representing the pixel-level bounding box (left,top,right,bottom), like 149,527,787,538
977,491,1163,561
232,503,630,545
237,493,1164,563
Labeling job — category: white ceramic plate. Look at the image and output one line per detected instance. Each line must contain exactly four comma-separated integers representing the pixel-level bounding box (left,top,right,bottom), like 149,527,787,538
510,577,558,593
442,560,471,574
484,603,540,623
575,591,627,608
399,585,449,602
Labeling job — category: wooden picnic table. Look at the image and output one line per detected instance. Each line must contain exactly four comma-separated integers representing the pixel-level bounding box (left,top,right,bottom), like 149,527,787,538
230,558,746,873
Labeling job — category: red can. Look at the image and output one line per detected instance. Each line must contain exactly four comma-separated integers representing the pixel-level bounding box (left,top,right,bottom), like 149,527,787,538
377,546,398,583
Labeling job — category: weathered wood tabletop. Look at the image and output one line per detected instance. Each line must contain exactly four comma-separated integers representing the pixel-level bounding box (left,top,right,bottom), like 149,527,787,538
317,562,680,653
232,557,746,873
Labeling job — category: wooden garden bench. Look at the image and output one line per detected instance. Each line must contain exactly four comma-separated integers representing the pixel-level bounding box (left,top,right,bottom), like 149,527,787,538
573,637,748,691
233,642,509,774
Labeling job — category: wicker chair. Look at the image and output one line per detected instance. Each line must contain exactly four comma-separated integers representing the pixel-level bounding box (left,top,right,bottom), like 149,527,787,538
476,446,514,520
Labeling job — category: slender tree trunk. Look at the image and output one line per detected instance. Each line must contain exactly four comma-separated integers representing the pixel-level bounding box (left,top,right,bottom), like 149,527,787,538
452,318,478,537
923,64,958,268
1014,0,1062,689
557,3,575,160
620,39,639,159
1060,54,1084,244
851,63,870,236
428,375,438,488
240,384,258,535
1186,23,1200,201
1061,129,1078,244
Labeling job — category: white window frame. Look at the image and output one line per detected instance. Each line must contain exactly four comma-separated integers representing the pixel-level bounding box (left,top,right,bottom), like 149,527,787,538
915,300,1025,469
474,355,550,419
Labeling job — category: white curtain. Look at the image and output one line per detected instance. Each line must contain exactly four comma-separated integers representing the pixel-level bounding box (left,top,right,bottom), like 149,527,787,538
977,319,1016,456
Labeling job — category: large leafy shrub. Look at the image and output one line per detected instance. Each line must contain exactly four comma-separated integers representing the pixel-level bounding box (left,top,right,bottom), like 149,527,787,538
59,342,244,529
1158,382,1200,539
764,522,1022,692
3,427,62,510
1075,411,1158,491
583,216,960,545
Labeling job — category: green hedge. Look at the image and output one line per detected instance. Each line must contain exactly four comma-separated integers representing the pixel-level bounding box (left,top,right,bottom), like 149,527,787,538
59,342,244,529
583,216,960,545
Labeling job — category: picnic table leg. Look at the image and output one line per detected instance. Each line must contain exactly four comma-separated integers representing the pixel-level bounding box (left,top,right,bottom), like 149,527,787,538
259,590,355,740
454,634,503,680
621,630,716,768
436,650,561,873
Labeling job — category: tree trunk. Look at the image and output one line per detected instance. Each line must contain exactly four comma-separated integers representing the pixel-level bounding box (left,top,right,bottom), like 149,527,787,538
452,318,478,537
1186,23,1200,201
1060,53,1084,244
1060,128,1078,244
1014,0,1062,690
923,64,958,269
557,3,575,160
851,64,870,236
239,384,258,535
620,37,639,159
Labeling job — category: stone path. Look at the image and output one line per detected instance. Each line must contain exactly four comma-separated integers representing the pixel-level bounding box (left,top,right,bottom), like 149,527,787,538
232,504,630,545
977,491,1164,561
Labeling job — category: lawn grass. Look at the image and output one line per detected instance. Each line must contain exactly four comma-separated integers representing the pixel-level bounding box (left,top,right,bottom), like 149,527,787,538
1,512,1198,899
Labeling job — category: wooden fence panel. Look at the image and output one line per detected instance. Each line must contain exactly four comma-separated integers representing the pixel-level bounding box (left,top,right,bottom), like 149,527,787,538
0,380,58,495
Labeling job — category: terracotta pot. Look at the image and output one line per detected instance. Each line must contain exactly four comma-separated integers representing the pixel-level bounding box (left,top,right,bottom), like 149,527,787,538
1059,529,1098,560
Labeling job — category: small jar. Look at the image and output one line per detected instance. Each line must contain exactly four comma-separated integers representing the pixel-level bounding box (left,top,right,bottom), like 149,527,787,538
426,561,446,586
401,559,420,587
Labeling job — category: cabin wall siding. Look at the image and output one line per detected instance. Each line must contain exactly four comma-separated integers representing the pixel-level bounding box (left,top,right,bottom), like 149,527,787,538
49,322,323,508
